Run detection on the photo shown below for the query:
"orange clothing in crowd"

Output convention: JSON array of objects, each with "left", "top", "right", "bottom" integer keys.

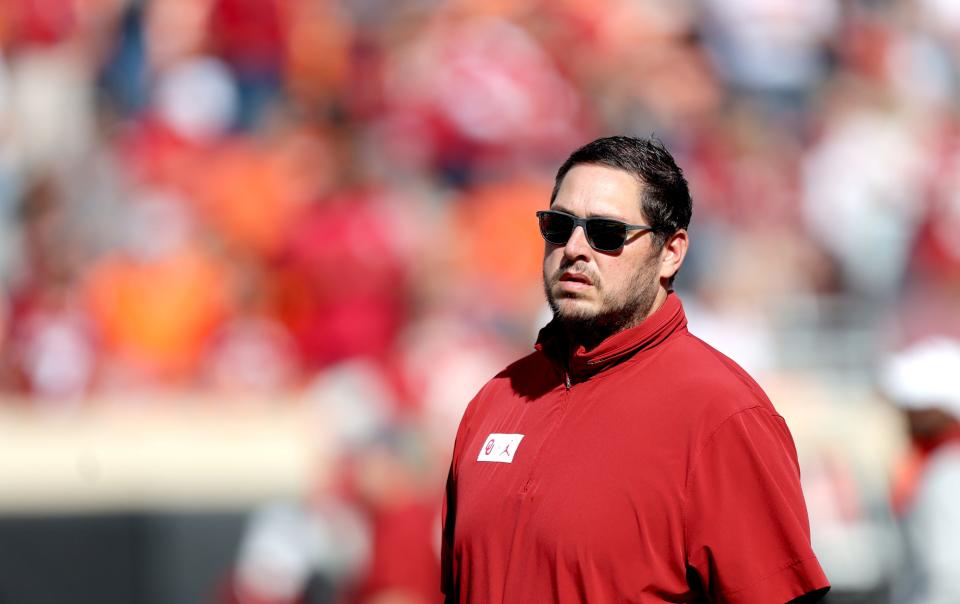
[
  {"left": 453, "top": 178, "right": 549, "bottom": 299},
  {"left": 84, "top": 247, "right": 230, "bottom": 379}
]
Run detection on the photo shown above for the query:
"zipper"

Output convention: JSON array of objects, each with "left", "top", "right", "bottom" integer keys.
[{"left": 520, "top": 372, "right": 571, "bottom": 495}]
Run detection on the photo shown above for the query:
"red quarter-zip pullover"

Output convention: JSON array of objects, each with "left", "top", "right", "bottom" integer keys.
[{"left": 441, "top": 292, "right": 829, "bottom": 603}]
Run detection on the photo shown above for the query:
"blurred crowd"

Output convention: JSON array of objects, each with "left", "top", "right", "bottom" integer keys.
[{"left": 1, "top": 0, "right": 960, "bottom": 602}]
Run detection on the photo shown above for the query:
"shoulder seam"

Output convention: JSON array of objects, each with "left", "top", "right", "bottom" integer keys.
[
  {"left": 680, "top": 403, "right": 776, "bottom": 560},
  {"left": 683, "top": 404, "right": 769, "bottom": 491}
]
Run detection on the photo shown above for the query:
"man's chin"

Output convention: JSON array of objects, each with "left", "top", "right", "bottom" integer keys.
[{"left": 551, "top": 298, "right": 599, "bottom": 323}]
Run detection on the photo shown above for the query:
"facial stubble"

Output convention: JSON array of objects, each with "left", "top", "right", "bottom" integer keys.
[{"left": 543, "top": 251, "right": 661, "bottom": 351}]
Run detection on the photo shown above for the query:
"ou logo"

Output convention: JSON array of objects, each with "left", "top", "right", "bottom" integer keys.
[{"left": 485, "top": 439, "right": 495, "bottom": 455}]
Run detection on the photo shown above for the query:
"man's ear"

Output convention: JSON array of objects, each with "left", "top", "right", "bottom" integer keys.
[{"left": 659, "top": 229, "right": 688, "bottom": 281}]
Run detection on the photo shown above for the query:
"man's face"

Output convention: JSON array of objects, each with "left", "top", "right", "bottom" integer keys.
[{"left": 543, "top": 164, "right": 662, "bottom": 341}]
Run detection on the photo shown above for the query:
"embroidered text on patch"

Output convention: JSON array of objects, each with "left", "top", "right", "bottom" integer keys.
[{"left": 477, "top": 433, "right": 525, "bottom": 463}]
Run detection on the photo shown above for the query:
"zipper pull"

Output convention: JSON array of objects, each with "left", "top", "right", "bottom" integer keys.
[{"left": 564, "top": 372, "right": 571, "bottom": 390}]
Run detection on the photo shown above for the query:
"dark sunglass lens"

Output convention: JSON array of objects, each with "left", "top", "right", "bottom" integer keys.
[
  {"left": 586, "top": 219, "right": 627, "bottom": 251},
  {"left": 539, "top": 212, "right": 574, "bottom": 245}
]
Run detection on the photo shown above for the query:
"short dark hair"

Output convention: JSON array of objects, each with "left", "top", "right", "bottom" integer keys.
[{"left": 550, "top": 136, "right": 692, "bottom": 249}]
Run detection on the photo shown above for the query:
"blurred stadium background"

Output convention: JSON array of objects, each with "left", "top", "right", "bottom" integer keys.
[{"left": 0, "top": 0, "right": 958, "bottom": 602}]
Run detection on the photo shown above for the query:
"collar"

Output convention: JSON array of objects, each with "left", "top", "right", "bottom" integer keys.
[{"left": 535, "top": 290, "right": 688, "bottom": 381}]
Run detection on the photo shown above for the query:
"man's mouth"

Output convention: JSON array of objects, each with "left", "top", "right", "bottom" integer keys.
[{"left": 559, "top": 272, "right": 593, "bottom": 286}]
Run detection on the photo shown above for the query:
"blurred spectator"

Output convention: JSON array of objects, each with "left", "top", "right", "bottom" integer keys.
[
  {"left": 700, "top": 0, "right": 838, "bottom": 107},
  {"left": 450, "top": 177, "right": 548, "bottom": 316},
  {"left": 207, "top": 0, "right": 286, "bottom": 130},
  {"left": 883, "top": 338, "right": 960, "bottom": 604},
  {"left": 6, "top": 176, "right": 97, "bottom": 402},
  {"left": 763, "top": 373, "right": 902, "bottom": 604},
  {"left": 224, "top": 498, "right": 369, "bottom": 604},
  {"left": 83, "top": 191, "right": 229, "bottom": 388},
  {"left": 380, "top": 13, "right": 586, "bottom": 183},
  {"left": 801, "top": 95, "right": 929, "bottom": 299},
  {"left": 5, "top": 36, "right": 95, "bottom": 171},
  {"left": 344, "top": 425, "right": 442, "bottom": 604},
  {"left": 274, "top": 189, "right": 411, "bottom": 371}
]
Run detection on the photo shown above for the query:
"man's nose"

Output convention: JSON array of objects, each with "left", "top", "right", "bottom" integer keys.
[{"left": 563, "top": 225, "right": 591, "bottom": 260}]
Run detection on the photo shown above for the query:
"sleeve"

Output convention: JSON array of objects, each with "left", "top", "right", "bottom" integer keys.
[
  {"left": 440, "top": 387, "right": 483, "bottom": 603},
  {"left": 684, "top": 406, "right": 830, "bottom": 604},
  {"left": 441, "top": 459, "right": 457, "bottom": 603}
]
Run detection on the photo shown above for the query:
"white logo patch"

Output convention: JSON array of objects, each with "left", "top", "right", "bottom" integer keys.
[{"left": 477, "top": 433, "right": 525, "bottom": 463}]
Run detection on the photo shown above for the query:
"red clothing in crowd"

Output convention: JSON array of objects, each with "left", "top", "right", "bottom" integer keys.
[{"left": 442, "top": 292, "right": 829, "bottom": 603}]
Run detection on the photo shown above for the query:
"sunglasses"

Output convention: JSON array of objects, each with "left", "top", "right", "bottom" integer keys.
[{"left": 536, "top": 210, "right": 654, "bottom": 252}]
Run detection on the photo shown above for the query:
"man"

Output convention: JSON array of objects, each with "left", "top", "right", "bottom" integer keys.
[{"left": 441, "top": 136, "right": 830, "bottom": 603}]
